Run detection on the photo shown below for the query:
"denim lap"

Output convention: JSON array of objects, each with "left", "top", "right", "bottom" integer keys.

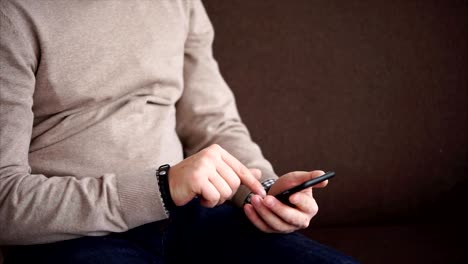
[
  {"left": 5, "top": 200, "right": 359, "bottom": 264},
  {"left": 167, "top": 200, "right": 359, "bottom": 264}
]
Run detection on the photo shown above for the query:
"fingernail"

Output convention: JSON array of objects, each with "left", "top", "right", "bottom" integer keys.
[
  {"left": 259, "top": 188, "right": 267, "bottom": 197},
  {"left": 251, "top": 195, "right": 260, "bottom": 206},
  {"left": 265, "top": 196, "right": 274, "bottom": 207}
]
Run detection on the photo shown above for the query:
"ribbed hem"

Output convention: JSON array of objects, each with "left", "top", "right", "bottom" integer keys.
[
  {"left": 232, "top": 169, "right": 278, "bottom": 207},
  {"left": 116, "top": 167, "right": 168, "bottom": 228}
]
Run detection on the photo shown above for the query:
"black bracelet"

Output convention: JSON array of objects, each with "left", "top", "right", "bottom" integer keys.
[{"left": 156, "top": 164, "right": 176, "bottom": 214}]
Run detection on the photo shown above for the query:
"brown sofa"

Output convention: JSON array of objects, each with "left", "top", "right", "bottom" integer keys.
[
  {"left": 203, "top": 1, "right": 467, "bottom": 263},
  {"left": 1, "top": 1, "right": 465, "bottom": 263}
]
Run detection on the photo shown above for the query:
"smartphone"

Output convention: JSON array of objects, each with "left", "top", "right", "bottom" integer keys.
[{"left": 275, "top": 171, "right": 335, "bottom": 207}]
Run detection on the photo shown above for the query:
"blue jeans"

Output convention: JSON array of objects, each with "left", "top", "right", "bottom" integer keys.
[{"left": 4, "top": 200, "right": 359, "bottom": 264}]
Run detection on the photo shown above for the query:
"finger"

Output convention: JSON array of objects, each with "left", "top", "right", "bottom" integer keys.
[
  {"left": 215, "top": 160, "right": 241, "bottom": 192},
  {"left": 208, "top": 172, "right": 233, "bottom": 200},
  {"left": 263, "top": 195, "right": 312, "bottom": 229},
  {"left": 313, "top": 179, "right": 328, "bottom": 188},
  {"left": 199, "top": 180, "right": 221, "bottom": 208},
  {"left": 219, "top": 148, "right": 265, "bottom": 196},
  {"left": 287, "top": 170, "right": 328, "bottom": 190},
  {"left": 310, "top": 170, "right": 328, "bottom": 188},
  {"left": 243, "top": 204, "right": 275, "bottom": 233},
  {"left": 249, "top": 168, "right": 262, "bottom": 180},
  {"left": 250, "top": 195, "right": 296, "bottom": 233},
  {"left": 289, "top": 191, "right": 318, "bottom": 216}
]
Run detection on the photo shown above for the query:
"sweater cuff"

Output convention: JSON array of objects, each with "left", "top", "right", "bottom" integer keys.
[{"left": 116, "top": 167, "right": 168, "bottom": 229}]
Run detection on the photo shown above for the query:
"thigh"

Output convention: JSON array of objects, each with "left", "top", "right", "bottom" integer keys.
[
  {"left": 4, "top": 235, "right": 163, "bottom": 264},
  {"left": 167, "top": 200, "right": 359, "bottom": 264},
  {"left": 235, "top": 231, "right": 360, "bottom": 264}
]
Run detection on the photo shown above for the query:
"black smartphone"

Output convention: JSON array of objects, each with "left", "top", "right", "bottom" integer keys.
[{"left": 274, "top": 171, "right": 335, "bottom": 207}]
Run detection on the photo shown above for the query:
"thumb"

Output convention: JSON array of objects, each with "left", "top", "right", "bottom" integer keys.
[
  {"left": 288, "top": 170, "right": 328, "bottom": 189},
  {"left": 249, "top": 168, "right": 262, "bottom": 180},
  {"left": 306, "top": 170, "right": 328, "bottom": 188}
]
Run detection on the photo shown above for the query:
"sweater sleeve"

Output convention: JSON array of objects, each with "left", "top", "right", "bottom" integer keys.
[
  {"left": 176, "top": 1, "right": 279, "bottom": 207},
  {"left": 0, "top": 7, "right": 165, "bottom": 246}
]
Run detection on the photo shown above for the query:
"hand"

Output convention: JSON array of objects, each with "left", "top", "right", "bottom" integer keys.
[
  {"left": 243, "top": 170, "right": 327, "bottom": 233},
  {"left": 169, "top": 144, "right": 266, "bottom": 208}
]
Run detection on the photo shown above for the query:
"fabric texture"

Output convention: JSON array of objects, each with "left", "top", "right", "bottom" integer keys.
[
  {"left": 0, "top": 0, "right": 277, "bottom": 245},
  {"left": 3, "top": 200, "right": 360, "bottom": 264}
]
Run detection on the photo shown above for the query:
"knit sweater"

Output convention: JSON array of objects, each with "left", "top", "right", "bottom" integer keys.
[{"left": 0, "top": 0, "right": 277, "bottom": 245}]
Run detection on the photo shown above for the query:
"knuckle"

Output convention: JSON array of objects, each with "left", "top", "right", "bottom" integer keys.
[
  {"left": 308, "top": 198, "right": 319, "bottom": 214},
  {"left": 210, "top": 143, "right": 222, "bottom": 150},
  {"left": 195, "top": 155, "right": 210, "bottom": 168},
  {"left": 238, "top": 166, "right": 252, "bottom": 181},
  {"left": 291, "top": 216, "right": 303, "bottom": 227},
  {"left": 218, "top": 189, "right": 228, "bottom": 199},
  {"left": 201, "top": 150, "right": 215, "bottom": 161},
  {"left": 212, "top": 190, "right": 221, "bottom": 200},
  {"left": 231, "top": 176, "right": 241, "bottom": 188},
  {"left": 202, "top": 157, "right": 213, "bottom": 168},
  {"left": 312, "top": 203, "right": 319, "bottom": 215},
  {"left": 230, "top": 186, "right": 239, "bottom": 196},
  {"left": 273, "top": 223, "right": 287, "bottom": 233},
  {"left": 190, "top": 170, "right": 204, "bottom": 184},
  {"left": 298, "top": 215, "right": 311, "bottom": 229},
  {"left": 223, "top": 188, "right": 233, "bottom": 199},
  {"left": 207, "top": 144, "right": 222, "bottom": 155},
  {"left": 239, "top": 165, "right": 249, "bottom": 176},
  {"left": 205, "top": 148, "right": 216, "bottom": 157},
  {"left": 288, "top": 212, "right": 309, "bottom": 229},
  {"left": 206, "top": 197, "right": 220, "bottom": 208}
]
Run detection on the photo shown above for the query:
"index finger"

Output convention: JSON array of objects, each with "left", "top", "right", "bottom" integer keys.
[{"left": 219, "top": 148, "right": 266, "bottom": 196}]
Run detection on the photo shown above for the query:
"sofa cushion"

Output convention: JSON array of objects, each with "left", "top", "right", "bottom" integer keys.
[{"left": 301, "top": 223, "right": 466, "bottom": 263}]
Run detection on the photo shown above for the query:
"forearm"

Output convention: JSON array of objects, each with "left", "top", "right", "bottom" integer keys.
[
  {"left": 176, "top": 0, "right": 278, "bottom": 207},
  {"left": 0, "top": 165, "right": 169, "bottom": 245}
]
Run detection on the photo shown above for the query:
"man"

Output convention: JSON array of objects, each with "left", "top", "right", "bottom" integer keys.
[{"left": 0, "top": 1, "right": 358, "bottom": 263}]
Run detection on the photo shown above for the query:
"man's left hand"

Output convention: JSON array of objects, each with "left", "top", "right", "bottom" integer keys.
[{"left": 243, "top": 170, "right": 328, "bottom": 233}]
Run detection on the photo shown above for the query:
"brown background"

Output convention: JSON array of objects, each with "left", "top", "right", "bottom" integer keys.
[{"left": 204, "top": 1, "right": 467, "bottom": 263}]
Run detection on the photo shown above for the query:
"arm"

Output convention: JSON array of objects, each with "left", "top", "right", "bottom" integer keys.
[
  {"left": 176, "top": 1, "right": 326, "bottom": 234},
  {"left": 176, "top": 0, "right": 278, "bottom": 207},
  {"left": 0, "top": 7, "right": 164, "bottom": 246}
]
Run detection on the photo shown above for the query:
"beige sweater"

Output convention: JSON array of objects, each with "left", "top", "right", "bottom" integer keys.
[{"left": 0, "top": 0, "right": 277, "bottom": 245}]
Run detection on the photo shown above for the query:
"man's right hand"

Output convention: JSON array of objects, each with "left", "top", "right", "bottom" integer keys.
[{"left": 168, "top": 144, "right": 266, "bottom": 208}]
